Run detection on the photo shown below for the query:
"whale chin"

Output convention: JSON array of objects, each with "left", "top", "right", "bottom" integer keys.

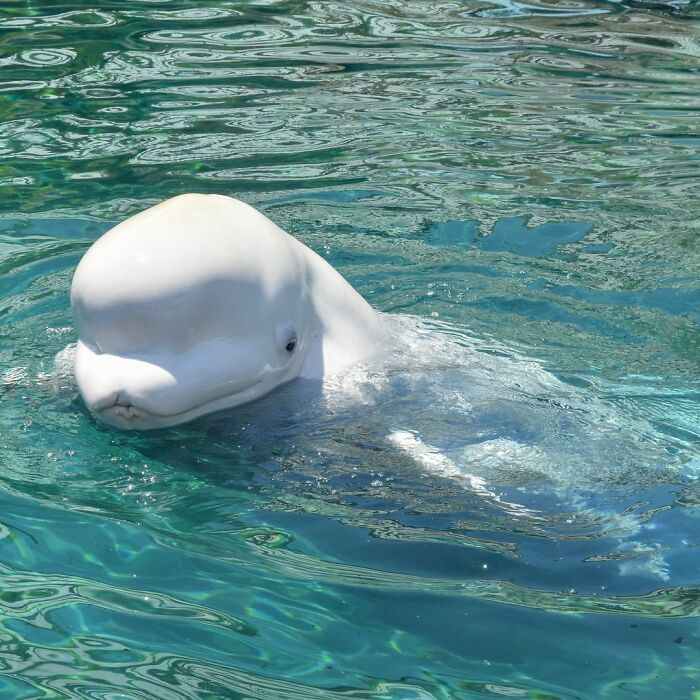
[
  {"left": 95, "top": 403, "right": 204, "bottom": 431},
  {"left": 73, "top": 339, "right": 288, "bottom": 430},
  {"left": 95, "top": 404, "right": 167, "bottom": 431},
  {"left": 92, "top": 380, "right": 266, "bottom": 431}
]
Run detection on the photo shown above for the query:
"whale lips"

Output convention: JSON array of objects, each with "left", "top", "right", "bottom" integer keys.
[
  {"left": 87, "top": 376, "right": 265, "bottom": 429},
  {"left": 88, "top": 390, "right": 141, "bottom": 425},
  {"left": 104, "top": 403, "right": 141, "bottom": 423}
]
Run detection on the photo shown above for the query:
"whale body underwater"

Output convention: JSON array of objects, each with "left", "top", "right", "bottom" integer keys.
[{"left": 71, "top": 193, "right": 383, "bottom": 430}]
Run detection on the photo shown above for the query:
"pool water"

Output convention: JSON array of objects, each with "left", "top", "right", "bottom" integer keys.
[{"left": 0, "top": 0, "right": 699, "bottom": 697}]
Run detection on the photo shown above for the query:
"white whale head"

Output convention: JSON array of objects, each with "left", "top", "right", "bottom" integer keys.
[{"left": 71, "top": 193, "right": 382, "bottom": 430}]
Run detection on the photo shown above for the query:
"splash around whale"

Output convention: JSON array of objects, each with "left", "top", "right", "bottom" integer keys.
[{"left": 71, "top": 193, "right": 384, "bottom": 430}]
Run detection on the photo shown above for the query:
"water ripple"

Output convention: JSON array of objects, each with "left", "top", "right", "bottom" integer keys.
[
  {"left": 0, "top": 0, "right": 697, "bottom": 697},
  {"left": 0, "top": 565, "right": 256, "bottom": 636}
]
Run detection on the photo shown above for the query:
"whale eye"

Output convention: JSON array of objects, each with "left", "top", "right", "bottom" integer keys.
[{"left": 277, "top": 323, "right": 297, "bottom": 355}]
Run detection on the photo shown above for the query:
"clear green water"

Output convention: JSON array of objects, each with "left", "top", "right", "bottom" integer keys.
[{"left": 1, "top": 0, "right": 699, "bottom": 697}]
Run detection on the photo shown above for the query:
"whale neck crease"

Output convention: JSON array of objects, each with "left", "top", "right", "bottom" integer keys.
[{"left": 298, "top": 240, "right": 382, "bottom": 379}]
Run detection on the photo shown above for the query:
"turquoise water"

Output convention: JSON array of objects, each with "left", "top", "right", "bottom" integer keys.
[{"left": 1, "top": 0, "right": 699, "bottom": 697}]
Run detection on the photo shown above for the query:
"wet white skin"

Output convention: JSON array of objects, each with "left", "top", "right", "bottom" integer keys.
[{"left": 71, "top": 194, "right": 383, "bottom": 430}]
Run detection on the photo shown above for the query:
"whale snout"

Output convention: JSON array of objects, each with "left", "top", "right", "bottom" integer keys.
[
  {"left": 100, "top": 403, "right": 144, "bottom": 428},
  {"left": 74, "top": 338, "right": 274, "bottom": 430},
  {"left": 90, "top": 390, "right": 138, "bottom": 413},
  {"left": 74, "top": 343, "right": 178, "bottom": 428},
  {"left": 87, "top": 390, "right": 148, "bottom": 428}
]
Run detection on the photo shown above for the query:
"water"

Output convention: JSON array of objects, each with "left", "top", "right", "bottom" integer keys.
[{"left": 1, "top": 0, "right": 699, "bottom": 697}]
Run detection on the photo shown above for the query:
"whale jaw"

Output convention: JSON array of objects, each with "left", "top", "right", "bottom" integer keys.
[
  {"left": 74, "top": 339, "right": 290, "bottom": 430},
  {"left": 90, "top": 379, "right": 269, "bottom": 430}
]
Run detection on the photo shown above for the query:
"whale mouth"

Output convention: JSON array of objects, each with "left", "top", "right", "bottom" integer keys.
[
  {"left": 99, "top": 403, "right": 144, "bottom": 427},
  {"left": 104, "top": 393, "right": 142, "bottom": 421},
  {"left": 74, "top": 340, "right": 278, "bottom": 430},
  {"left": 93, "top": 379, "right": 264, "bottom": 430}
]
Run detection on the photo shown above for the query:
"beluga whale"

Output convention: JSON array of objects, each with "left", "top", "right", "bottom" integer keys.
[{"left": 71, "top": 193, "right": 383, "bottom": 430}]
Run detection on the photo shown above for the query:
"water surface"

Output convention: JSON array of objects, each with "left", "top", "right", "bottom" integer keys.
[{"left": 0, "top": 0, "right": 699, "bottom": 698}]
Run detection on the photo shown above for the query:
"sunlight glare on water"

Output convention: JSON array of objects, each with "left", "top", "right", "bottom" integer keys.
[{"left": 0, "top": 0, "right": 699, "bottom": 698}]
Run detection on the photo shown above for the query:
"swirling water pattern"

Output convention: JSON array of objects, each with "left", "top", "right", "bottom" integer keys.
[{"left": 0, "top": 0, "right": 699, "bottom": 697}]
